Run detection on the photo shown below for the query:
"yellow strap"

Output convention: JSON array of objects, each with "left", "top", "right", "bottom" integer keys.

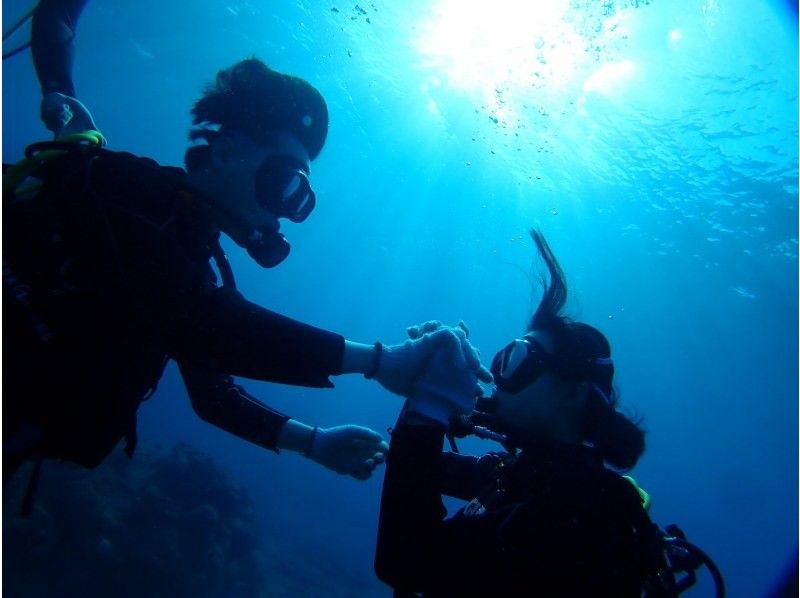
[
  {"left": 57, "top": 130, "right": 107, "bottom": 147},
  {"left": 623, "top": 475, "right": 651, "bottom": 512},
  {"left": 3, "top": 132, "right": 105, "bottom": 196},
  {"left": 4, "top": 150, "right": 64, "bottom": 195}
]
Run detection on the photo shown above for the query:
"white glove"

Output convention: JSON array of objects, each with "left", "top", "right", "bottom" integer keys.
[
  {"left": 307, "top": 425, "right": 389, "bottom": 481},
  {"left": 406, "top": 346, "right": 479, "bottom": 427},
  {"left": 374, "top": 323, "right": 492, "bottom": 398},
  {"left": 41, "top": 92, "right": 104, "bottom": 141}
]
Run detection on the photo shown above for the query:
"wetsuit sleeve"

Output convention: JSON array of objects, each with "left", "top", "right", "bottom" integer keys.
[
  {"left": 178, "top": 360, "right": 290, "bottom": 452},
  {"left": 375, "top": 419, "right": 448, "bottom": 593},
  {"left": 375, "top": 418, "right": 502, "bottom": 594},
  {"left": 172, "top": 287, "right": 345, "bottom": 388},
  {"left": 31, "top": 0, "right": 89, "bottom": 96},
  {"left": 439, "top": 451, "right": 499, "bottom": 500}
]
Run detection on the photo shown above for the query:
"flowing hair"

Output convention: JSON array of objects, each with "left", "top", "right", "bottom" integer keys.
[{"left": 526, "top": 229, "right": 645, "bottom": 470}]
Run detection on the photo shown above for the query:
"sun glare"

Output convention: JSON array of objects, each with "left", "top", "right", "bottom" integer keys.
[
  {"left": 582, "top": 60, "right": 635, "bottom": 95},
  {"left": 412, "top": 0, "right": 642, "bottom": 130},
  {"left": 414, "top": 0, "right": 584, "bottom": 93}
]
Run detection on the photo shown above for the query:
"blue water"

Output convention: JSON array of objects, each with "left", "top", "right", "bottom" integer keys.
[{"left": 3, "top": 1, "right": 797, "bottom": 596}]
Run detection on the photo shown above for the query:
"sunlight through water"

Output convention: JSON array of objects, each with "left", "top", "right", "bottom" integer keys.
[{"left": 412, "top": 0, "right": 642, "bottom": 124}]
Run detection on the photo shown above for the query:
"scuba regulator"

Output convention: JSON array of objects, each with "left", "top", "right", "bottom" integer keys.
[{"left": 243, "top": 226, "right": 291, "bottom": 268}]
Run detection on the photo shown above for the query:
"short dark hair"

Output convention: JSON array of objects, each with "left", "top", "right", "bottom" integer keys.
[
  {"left": 527, "top": 229, "right": 645, "bottom": 470},
  {"left": 185, "top": 58, "right": 328, "bottom": 171}
]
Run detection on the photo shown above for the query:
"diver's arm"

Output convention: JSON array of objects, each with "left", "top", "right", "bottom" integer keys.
[
  {"left": 175, "top": 289, "right": 479, "bottom": 392},
  {"left": 439, "top": 451, "right": 500, "bottom": 500},
  {"left": 179, "top": 361, "right": 388, "bottom": 479},
  {"left": 179, "top": 360, "right": 355, "bottom": 456},
  {"left": 179, "top": 360, "right": 365, "bottom": 457},
  {"left": 31, "top": 0, "right": 89, "bottom": 96},
  {"left": 376, "top": 413, "right": 488, "bottom": 594},
  {"left": 173, "top": 287, "right": 346, "bottom": 388},
  {"left": 31, "top": 0, "right": 100, "bottom": 137},
  {"left": 179, "top": 360, "right": 291, "bottom": 452}
]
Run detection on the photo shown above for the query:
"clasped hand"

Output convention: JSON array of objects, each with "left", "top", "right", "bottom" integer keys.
[
  {"left": 309, "top": 322, "right": 490, "bottom": 479},
  {"left": 393, "top": 321, "right": 492, "bottom": 428}
]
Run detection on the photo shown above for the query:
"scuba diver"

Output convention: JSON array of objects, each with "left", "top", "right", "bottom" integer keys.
[
  {"left": 375, "top": 230, "right": 725, "bottom": 597},
  {"left": 3, "top": 0, "right": 490, "bottom": 496}
]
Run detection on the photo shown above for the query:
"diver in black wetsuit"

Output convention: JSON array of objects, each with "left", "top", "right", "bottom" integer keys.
[
  {"left": 375, "top": 230, "right": 725, "bottom": 597},
  {"left": 3, "top": 0, "right": 490, "bottom": 486}
]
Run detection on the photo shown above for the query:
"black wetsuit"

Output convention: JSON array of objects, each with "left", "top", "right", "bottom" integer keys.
[
  {"left": 375, "top": 419, "right": 657, "bottom": 597},
  {"left": 4, "top": 147, "right": 344, "bottom": 476},
  {"left": 4, "top": 0, "right": 345, "bottom": 477}
]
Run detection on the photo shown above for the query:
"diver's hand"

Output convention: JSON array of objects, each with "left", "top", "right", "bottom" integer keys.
[
  {"left": 374, "top": 323, "right": 491, "bottom": 397},
  {"left": 40, "top": 92, "right": 104, "bottom": 142},
  {"left": 307, "top": 425, "right": 389, "bottom": 481},
  {"left": 405, "top": 347, "right": 479, "bottom": 428},
  {"left": 406, "top": 320, "right": 492, "bottom": 385}
]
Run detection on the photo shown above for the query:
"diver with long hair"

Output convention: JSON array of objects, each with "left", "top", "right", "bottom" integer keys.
[{"left": 375, "top": 230, "right": 724, "bottom": 597}]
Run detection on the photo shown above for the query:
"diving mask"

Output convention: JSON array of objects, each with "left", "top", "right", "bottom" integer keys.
[
  {"left": 490, "top": 336, "right": 555, "bottom": 394},
  {"left": 254, "top": 155, "right": 316, "bottom": 223}
]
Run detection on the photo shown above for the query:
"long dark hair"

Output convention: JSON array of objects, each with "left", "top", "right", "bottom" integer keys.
[{"left": 528, "top": 229, "right": 645, "bottom": 470}]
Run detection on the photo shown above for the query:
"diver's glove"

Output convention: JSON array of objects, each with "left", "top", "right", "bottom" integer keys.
[
  {"left": 40, "top": 91, "right": 105, "bottom": 142},
  {"left": 405, "top": 347, "right": 480, "bottom": 428},
  {"left": 306, "top": 425, "right": 389, "bottom": 481},
  {"left": 373, "top": 323, "right": 492, "bottom": 398}
]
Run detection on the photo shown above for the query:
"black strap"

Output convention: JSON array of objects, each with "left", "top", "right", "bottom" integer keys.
[
  {"left": 210, "top": 238, "right": 236, "bottom": 289},
  {"left": 24, "top": 138, "right": 102, "bottom": 159}
]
